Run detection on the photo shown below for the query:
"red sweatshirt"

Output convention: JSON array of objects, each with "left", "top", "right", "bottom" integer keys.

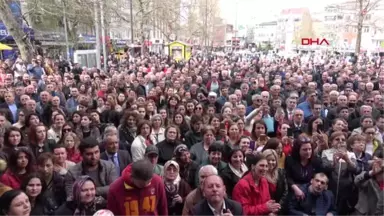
[{"left": 107, "top": 164, "right": 168, "bottom": 216}]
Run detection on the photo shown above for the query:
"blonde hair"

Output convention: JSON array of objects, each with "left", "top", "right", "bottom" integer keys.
[{"left": 262, "top": 149, "right": 279, "bottom": 183}]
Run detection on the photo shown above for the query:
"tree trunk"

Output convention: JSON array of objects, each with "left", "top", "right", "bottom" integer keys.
[
  {"left": 0, "top": 0, "right": 34, "bottom": 62},
  {"left": 355, "top": 0, "right": 364, "bottom": 55}
]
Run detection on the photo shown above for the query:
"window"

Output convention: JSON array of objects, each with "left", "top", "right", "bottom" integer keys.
[{"left": 363, "top": 26, "right": 369, "bottom": 33}]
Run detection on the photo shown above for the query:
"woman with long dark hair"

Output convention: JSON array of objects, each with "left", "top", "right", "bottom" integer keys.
[
  {"left": 285, "top": 134, "right": 327, "bottom": 200},
  {"left": 28, "top": 123, "right": 56, "bottom": 159},
  {"left": 21, "top": 113, "right": 40, "bottom": 141},
  {"left": 0, "top": 148, "right": 34, "bottom": 189},
  {"left": 0, "top": 127, "right": 24, "bottom": 162},
  {"left": 75, "top": 113, "right": 101, "bottom": 142},
  {"left": 20, "top": 173, "right": 58, "bottom": 215},
  {"left": 36, "top": 153, "right": 66, "bottom": 206}
]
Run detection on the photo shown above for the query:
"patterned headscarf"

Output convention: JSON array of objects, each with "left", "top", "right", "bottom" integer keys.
[
  {"left": 163, "top": 160, "right": 181, "bottom": 195},
  {"left": 72, "top": 176, "right": 97, "bottom": 216}
]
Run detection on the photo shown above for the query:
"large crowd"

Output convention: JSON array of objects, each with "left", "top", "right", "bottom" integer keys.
[{"left": 0, "top": 51, "right": 383, "bottom": 216}]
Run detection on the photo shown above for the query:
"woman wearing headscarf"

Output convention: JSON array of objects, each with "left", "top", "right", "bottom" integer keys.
[
  {"left": 54, "top": 176, "right": 106, "bottom": 216},
  {"left": 163, "top": 160, "right": 191, "bottom": 215},
  {"left": 173, "top": 144, "right": 199, "bottom": 189}
]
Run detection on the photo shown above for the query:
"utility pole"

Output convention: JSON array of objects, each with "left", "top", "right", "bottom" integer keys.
[
  {"left": 63, "top": 0, "right": 70, "bottom": 61},
  {"left": 100, "top": 0, "right": 107, "bottom": 72},
  {"left": 130, "top": 0, "right": 134, "bottom": 43},
  {"left": 94, "top": 0, "right": 101, "bottom": 69}
]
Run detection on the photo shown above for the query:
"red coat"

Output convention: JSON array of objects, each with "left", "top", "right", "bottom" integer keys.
[
  {"left": 0, "top": 170, "right": 22, "bottom": 189},
  {"left": 232, "top": 173, "right": 272, "bottom": 216},
  {"left": 67, "top": 148, "right": 82, "bottom": 163}
]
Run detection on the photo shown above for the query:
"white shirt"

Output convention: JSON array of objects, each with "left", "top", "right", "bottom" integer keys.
[{"left": 208, "top": 201, "right": 226, "bottom": 216}]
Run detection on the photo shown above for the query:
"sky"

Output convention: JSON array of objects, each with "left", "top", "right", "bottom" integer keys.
[{"left": 220, "top": 0, "right": 345, "bottom": 26}]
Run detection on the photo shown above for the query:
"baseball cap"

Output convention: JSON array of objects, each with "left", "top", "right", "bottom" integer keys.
[{"left": 145, "top": 145, "right": 159, "bottom": 156}]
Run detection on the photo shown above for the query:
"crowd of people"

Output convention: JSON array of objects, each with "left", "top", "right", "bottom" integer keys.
[{"left": 0, "top": 51, "right": 383, "bottom": 216}]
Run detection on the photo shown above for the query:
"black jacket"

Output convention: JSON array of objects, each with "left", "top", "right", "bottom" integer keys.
[
  {"left": 191, "top": 198, "right": 243, "bottom": 216},
  {"left": 270, "top": 168, "right": 288, "bottom": 212},
  {"left": 220, "top": 165, "right": 242, "bottom": 198},
  {"left": 156, "top": 139, "right": 182, "bottom": 165}
]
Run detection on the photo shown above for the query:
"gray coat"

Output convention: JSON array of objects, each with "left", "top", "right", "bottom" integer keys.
[
  {"left": 64, "top": 159, "right": 118, "bottom": 201},
  {"left": 190, "top": 142, "right": 208, "bottom": 165},
  {"left": 354, "top": 171, "right": 384, "bottom": 215}
]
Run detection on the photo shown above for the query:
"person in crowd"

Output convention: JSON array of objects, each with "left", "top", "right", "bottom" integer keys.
[
  {"left": 100, "top": 134, "right": 132, "bottom": 176},
  {"left": 163, "top": 160, "right": 191, "bottom": 215},
  {"left": 55, "top": 176, "right": 106, "bottom": 215},
  {"left": 0, "top": 190, "right": 31, "bottom": 216},
  {"left": 262, "top": 138, "right": 285, "bottom": 168},
  {"left": 107, "top": 159, "right": 168, "bottom": 216},
  {"left": 262, "top": 149, "right": 288, "bottom": 213},
  {"left": 285, "top": 134, "right": 327, "bottom": 201},
  {"left": 12, "top": 109, "right": 26, "bottom": 129},
  {"left": 51, "top": 144, "right": 76, "bottom": 176},
  {"left": 20, "top": 173, "right": 58, "bottom": 215},
  {"left": 47, "top": 113, "right": 66, "bottom": 142},
  {"left": 28, "top": 123, "right": 56, "bottom": 159},
  {"left": 64, "top": 137, "right": 118, "bottom": 200},
  {"left": 60, "top": 132, "right": 82, "bottom": 163},
  {"left": 173, "top": 144, "right": 199, "bottom": 188},
  {"left": 288, "top": 173, "right": 337, "bottom": 216},
  {"left": 190, "top": 125, "right": 216, "bottom": 165},
  {"left": 191, "top": 175, "right": 243, "bottom": 216},
  {"left": 197, "top": 142, "right": 227, "bottom": 180},
  {"left": 347, "top": 134, "right": 372, "bottom": 173},
  {"left": 182, "top": 165, "right": 218, "bottom": 216},
  {"left": 75, "top": 113, "right": 101, "bottom": 142},
  {"left": 362, "top": 125, "right": 383, "bottom": 155},
  {"left": 21, "top": 112, "right": 40, "bottom": 140},
  {"left": 143, "top": 145, "right": 164, "bottom": 176},
  {"left": 220, "top": 148, "right": 248, "bottom": 198},
  {"left": 131, "top": 120, "right": 157, "bottom": 162},
  {"left": 0, "top": 159, "right": 11, "bottom": 196},
  {"left": 36, "top": 152, "right": 66, "bottom": 206},
  {"left": 157, "top": 125, "right": 182, "bottom": 165},
  {"left": 151, "top": 114, "right": 166, "bottom": 144},
  {"left": 353, "top": 156, "right": 384, "bottom": 215},
  {"left": 0, "top": 127, "right": 24, "bottom": 162},
  {"left": 321, "top": 131, "right": 358, "bottom": 214},
  {"left": 233, "top": 154, "right": 281, "bottom": 216},
  {"left": 0, "top": 148, "right": 34, "bottom": 189},
  {"left": 118, "top": 111, "right": 138, "bottom": 152},
  {"left": 184, "top": 115, "right": 203, "bottom": 148}
]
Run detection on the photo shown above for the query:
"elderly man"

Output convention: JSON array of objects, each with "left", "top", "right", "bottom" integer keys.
[
  {"left": 191, "top": 175, "right": 243, "bottom": 216},
  {"left": 182, "top": 165, "right": 218, "bottom": 216},
  {"left": 100, "top": 134, "right": 132, "bottom": 176}
]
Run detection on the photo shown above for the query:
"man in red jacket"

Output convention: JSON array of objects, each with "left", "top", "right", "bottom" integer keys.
[{"left": 107, "top": 159, "right": 168, "bottom": 216}]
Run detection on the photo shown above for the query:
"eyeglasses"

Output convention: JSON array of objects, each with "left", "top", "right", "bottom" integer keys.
[{"left": 365, "top": 132, "right": 375, "bottom": 135}]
